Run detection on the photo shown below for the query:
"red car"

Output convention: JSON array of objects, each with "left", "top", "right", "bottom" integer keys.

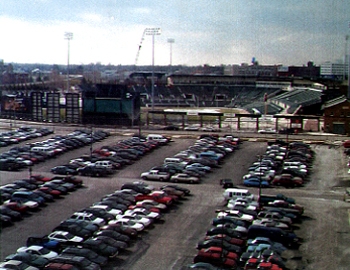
[
  {"left": 193, "top": 253, "right": 237, "bottom": 269},
  {"left": 31, "top": 174, "right": 51, "bottom": 182},
  {"left": 198, "top": 246, "right": 239, "bottom": 261},
  {"left": 257, "top": 261, "right": 282, "bottom": 270},
  {"left": 134, "top": 192, "right": 173, "bottom": 206},
  {"left": 271, "top": 174, "right": 303, "bottom": 187},
  {"left": 4, "top": 201, "right": 29, "bottom": 213},
  {"left": 38, "top": 186, "right": 62, "bottom": 198}
]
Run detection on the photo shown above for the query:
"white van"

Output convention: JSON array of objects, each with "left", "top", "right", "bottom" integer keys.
[
  {"left": 146, "top": 134, "right": 169, "bottom": 144},
  {"left": 31, "top": 146, "right": 56, "bottom": 157},
  {"left": 223, "top": 188, "right": 255, "bottom": 201},
  {"left": 94, "top": 160, "right": 114, "bottom": 169}
]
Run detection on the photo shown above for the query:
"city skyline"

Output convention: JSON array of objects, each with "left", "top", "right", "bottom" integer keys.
[{"left": 0, "top": 0, "right": 349, "bottom": 67}]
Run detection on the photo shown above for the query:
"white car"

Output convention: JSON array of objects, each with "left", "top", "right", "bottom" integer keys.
[
  {"left": 185, "top": 163, "right": 212, "bottom": 172},
  {"left": 217, "top": 210, "right": 255, "bottom": 223},
  {"left": 70, "top": 212, "right": 106, "bottom": 227},
  {"left": 116, "top": 213, "right": 152, "bottom": 227},
  {"left": 227, "top": 199, "right": 258, "bottom": 211},
  {"left": 283, "top": 166, "right": 308, "bottom": 174},
  {"left": 17, "top": 245, "right": 58, "bottom": 259},
  {"left": 0, "top": 260, "right": 39, "bottom": 270},
  {"left": 124, "top": 208, "right": 160, "bottom": 220},
  {"left": 108, "top": 218, "right": 145, "bottom": 231},
  {"left": 48, "top": 231, "right": 84, "bottom": 243},
  {"left": 216, "top": 223, "right": 248, "bottom": 233},
  {"left": 136, "top": 200, "right": 167, "bottom": 210},
  {"left": 253, "top": 218, "right": 290, "bottom": 229},
  {"left": 90, "top": 204, "right": 123, "bottom": 217}
]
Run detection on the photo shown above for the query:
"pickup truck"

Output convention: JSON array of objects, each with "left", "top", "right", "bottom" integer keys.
[
  {"left": 140, "top": 170, "right": 170, "bottom": 181},
  {"left": 259, "top": 194, "right": 295, "bottom": 205}
]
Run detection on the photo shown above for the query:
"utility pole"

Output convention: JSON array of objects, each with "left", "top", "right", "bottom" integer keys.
[{"left": 145, "top": 28, "right": 161, "bottom": 111}]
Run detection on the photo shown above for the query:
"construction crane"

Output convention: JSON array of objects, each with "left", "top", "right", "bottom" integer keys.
[{"left": 134, "top": 29, "right": 147, "bottom": 66}]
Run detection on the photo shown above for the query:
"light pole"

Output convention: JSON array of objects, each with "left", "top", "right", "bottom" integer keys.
[
  {"left": 167, "top": 38, "right": 175, "bottom": 66},
  {"left": 145, "top": 28, "right": 161, "bottom": 111},
  {"left": 257, "top": 155, "right": 262, "bottom": 209},
  {"left": 64, "top": 32, "right": 73, "bottom": 93}
]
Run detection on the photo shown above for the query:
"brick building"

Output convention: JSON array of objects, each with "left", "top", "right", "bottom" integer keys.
[{"left": 322, "top": 95, "right": 350, "bottom": 134}]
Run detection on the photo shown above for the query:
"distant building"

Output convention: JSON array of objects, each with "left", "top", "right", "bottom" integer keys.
[
  {"left": 320, "top": 61, "right": 348, "bottom": 80},
  {"left": 322, "top": 95, "right": 350, "bottom": 134},
  {"left": 277, "top": 61, "right": 320, "bottom": 79},
  {"left": 224, "top": 63, "right": 279, "bottom": 77}
]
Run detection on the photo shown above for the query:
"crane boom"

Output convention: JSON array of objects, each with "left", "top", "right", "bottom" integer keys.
[{"left": 134, "top": 29, "right": 147, "bottom": 66}]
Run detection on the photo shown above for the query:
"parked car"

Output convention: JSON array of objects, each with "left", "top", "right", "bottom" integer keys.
[
  {"left": 48, "top": 231, "right": 84, "bottom": 244},
  {"left": 243, "top": 177, "right": 270, "bottom": 188},
  {"left": 17, "top": 245, "right": 58, "bottom": 259},
  {"left": 271, "top": 174, "right": 303, "bottom": 187},
  {"left": 0, "top": 259, "right": 40, "bottom": 270},
  {"left": 51, "top": 166, "right": 78, "bottom": 175},
  {"left": 170, "top": 173, "right": 200, "bottom": 184},
  {"left": 4, "top": 252, "right": 49, "bottom": 269},
  {"left": 81, "top": 238, "right": 119, "bottom": 258},
  {"left": 60, "top": 247, "right": 108, "bottom": 267}
]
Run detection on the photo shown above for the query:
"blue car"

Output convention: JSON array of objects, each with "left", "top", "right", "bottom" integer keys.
[{"left": 243, "top": 177, "right": 270, "bottom": 188}]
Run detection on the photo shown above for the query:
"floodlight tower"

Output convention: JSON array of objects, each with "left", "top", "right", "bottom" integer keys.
[
  {"left": 64, "top": 32, "right": 73, "bottom": 92},
  {"left": 167, "top": 38, "right": 175, "bottom": 66},
  {"left": 145, "top": 28, "right": 161, "bottom": 111}
]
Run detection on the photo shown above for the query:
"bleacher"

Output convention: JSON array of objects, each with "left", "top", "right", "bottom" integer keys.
[{"left": 272, "top": 88, "right": 323, "bottom": 114}]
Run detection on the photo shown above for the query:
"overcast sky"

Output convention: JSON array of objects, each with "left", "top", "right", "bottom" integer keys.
[{"left": 0, "top": 0, "right": 349, "bottom": 67}]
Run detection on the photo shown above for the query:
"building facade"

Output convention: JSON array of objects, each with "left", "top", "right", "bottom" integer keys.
[{"left": 322, "top": 95, "right": 350, "bottom": 134}]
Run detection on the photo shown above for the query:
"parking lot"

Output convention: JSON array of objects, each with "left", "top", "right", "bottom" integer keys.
[{"left": 0, "top": 125, "right": 350, "bottom": 269}]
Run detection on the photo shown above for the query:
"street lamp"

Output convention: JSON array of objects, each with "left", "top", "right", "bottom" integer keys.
[
  {"left": 167, "top": 38, "right": 175, "bottom": 66},
  {"left": 64, "top": 32, "right": 73, "bottom": 93},
  {"left": 145, "top": 27, "right": 161, "bottom": 111}
]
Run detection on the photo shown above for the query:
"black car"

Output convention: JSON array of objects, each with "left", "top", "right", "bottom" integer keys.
[
  {"left": 82, "top": 207, "right": 115, "bottom": 222},
  {"left": 219, "top": 178, "right": 236, "bottom": 188},
  {"left": 121, "top": 183, "right": 151, "bottom": 194},
  {"left": 51, "top": 165, "right": 78, "bottom": 175},
  {"left": 60, "top": 219, "right": 99, "bottom": 234},
  {"left": 0, "top": 206, "right": 22, "bottom": 221},
  {"left": 82, "top": 238, "right": 119, "bottom": 258},
  {"left": 53, "top": 224, "right": 94, "bottom": 239},
  {"left": 206, "top": 227, "right": 246, "bottom": 240},
  {"left": 94, "top": 230, "right": 130, "bottom": 244},
  {"left": 77, "top": 165, "right": 109, "bottom": 177},
  {"left": 60, "top": 247, "right": 108, "bottom": 266},
  {"left": 4, "top": 252, "right": 49, "bottom": 269}
]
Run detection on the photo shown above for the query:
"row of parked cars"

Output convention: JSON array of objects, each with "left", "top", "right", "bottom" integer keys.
[
  {"left": 0, "top": 128, "right": 110, "bottom": 171},
  {"left": 183, "top": 140, "right": 314, "bottom": 269},
  {"left": 0, "top": 175, "right": 84, "bottom": 228},
  {"left": 184, "top": 188, "right": 304, "bottom": 270},
  {"left": 140, "top": 134, "right": 240, "bottom": 184},
  {"left": 50, "top": 134, "right": 171, "bottom": 177},
  {"left": 0, "top": 126, "right": 54, "bottom": 147},
  {"left": 0, "top": 181, "right": 191, "bottom": 270},
  {"left": 0, "top": 127, "right": 55, "bottom": 171},
  {"left": 242, "top": 141, "right": 314, "bottom": 188}
]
